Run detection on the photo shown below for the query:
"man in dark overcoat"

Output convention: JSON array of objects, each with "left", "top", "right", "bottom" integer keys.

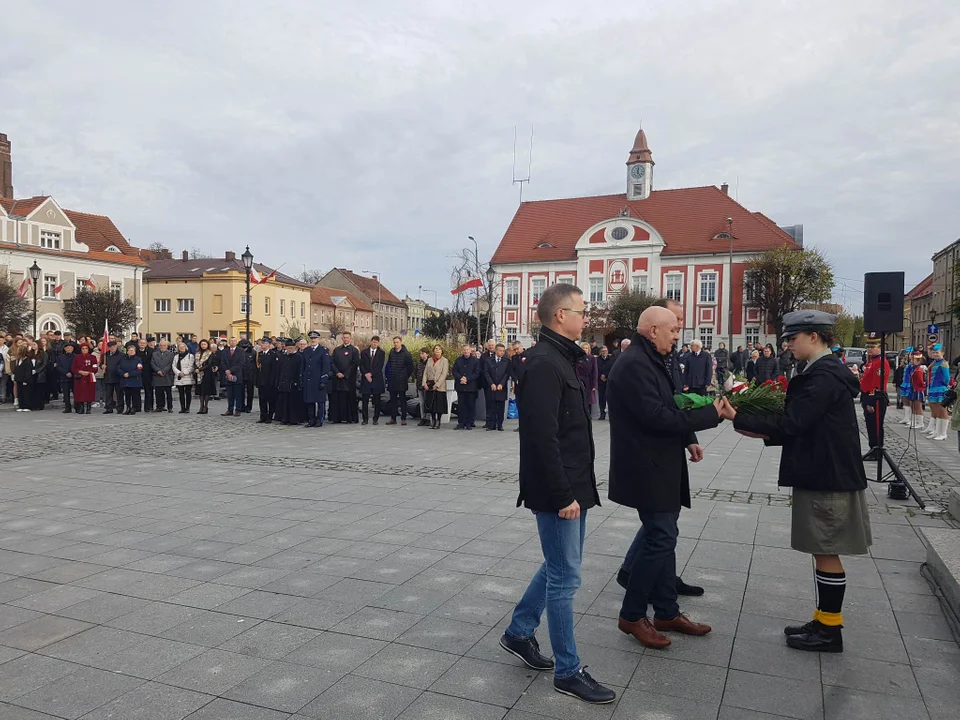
[
  {"left": 682, "top": 340, "right": 713, "bottom": 396},
  {"left": 359, "top": 336, "right": 386, "bottom": 425},
  {"left": 301, "top": 331, "right": 332, "bottom": 427},
  {"left": 220, "top": 337, "right": 247, "bottom": 416},
  {"left": 138, "top": 337, "right": 155, "bottom": 411},
  {"left": 596, "top": 345, "right": 614, "bottom": 420},
  {"left": 482, "top": 342, "right": 510, "bottom": 431},
  {"left": 275, "top": 339, "right": 302, "bottom": 425},
  {"left": 607, "top": 306, "right": 732, "bottom": 650},
  {"left": 329, "top": 331, "right": 360, "bottom": 423},
  {"left": 385, "top": 336, "right": 414, "bottom": 425},
  {"left": 255, "top": 337, "right": 280, "bottom": 423},
  {"left": 453, "top": 344, "right": 481, "bottom": 429}
]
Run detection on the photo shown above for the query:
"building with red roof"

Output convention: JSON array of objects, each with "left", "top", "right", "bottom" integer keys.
[{"left": 489, "top": 128, "right": 801, "bottom": 348}]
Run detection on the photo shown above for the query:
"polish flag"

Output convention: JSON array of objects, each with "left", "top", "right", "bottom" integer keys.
[
  {"left": 451, "top": 277, "right": 483, "bottom": 295},
  {"left": 100, "top": 319, "right": 109, "bottom": 358},
  {"left": 53, "top": 282, "right": 64, "bottom": 296},
  {"left": 249, "top": 267, "right": 263, "bottom": 284},
  {"left": 17, "top": 278, "right": 30, "bottom": 298},
  {"left": 85, "top": 279, "right": 97, "bottom": 290}
]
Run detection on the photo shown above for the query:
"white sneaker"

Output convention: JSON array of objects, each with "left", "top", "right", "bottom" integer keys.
[
  {"left": 13, "top": 400, "right": 18, "bottom": 409},
  {"left": 20, "top": 408, "right": 30, "bottom": 412}
]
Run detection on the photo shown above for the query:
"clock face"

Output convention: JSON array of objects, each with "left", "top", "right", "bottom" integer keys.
[{"left": 630, "top": 164, "right": 645, "bottom": 180}]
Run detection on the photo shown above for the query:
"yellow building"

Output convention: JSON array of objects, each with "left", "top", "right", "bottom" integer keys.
[{"left": 142, "top": 250, "right": 313, "bottom": 341}]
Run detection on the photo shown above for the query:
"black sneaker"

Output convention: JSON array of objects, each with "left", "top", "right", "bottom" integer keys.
[
  {"left": 784, "top": 619, "right": 819, "bottom": 636},
  {"left": 677, "top": 576, "right": 704, "bottom": 597},
  {"left": 499, "top": 633, "right": 554, "bottom": 671},
  {"left": 786, "top": 624, "right": 843, "bottom": 653},
  {"left": 553, "top": 667, "right": 616, "bottom": 704}
]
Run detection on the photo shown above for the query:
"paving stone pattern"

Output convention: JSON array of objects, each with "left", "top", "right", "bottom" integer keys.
[{"left": 0, "top": 404, "right": 957, "bottom": 719}]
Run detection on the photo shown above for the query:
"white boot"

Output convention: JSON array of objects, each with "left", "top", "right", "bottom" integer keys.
[
  {"left": 923, "top": 418, "right": 938, "bottom": 436},
  {"left": 934, "top": 418, "right": 948, "bottom": 441},
  {"left": 912, "top": 413, "right": 924, "bottom": 429},
  {"left": 901, "top": 407, "right": 912, "bottom": 425}
]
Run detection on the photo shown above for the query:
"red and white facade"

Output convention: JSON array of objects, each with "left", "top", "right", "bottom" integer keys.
[{"left": 490, "top": 129, "right": 799, "bottom": 348}]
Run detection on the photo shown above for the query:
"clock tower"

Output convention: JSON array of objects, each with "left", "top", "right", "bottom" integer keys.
[{"left": 626, "top": 127, "right": 654, "bottom": 201}]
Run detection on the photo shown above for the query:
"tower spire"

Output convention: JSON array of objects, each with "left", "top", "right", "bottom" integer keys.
[
  {"left": 626, "top": 126, "right": 654, "bottom": 200},
  {"left": 627, "top": 127, "right": 654, "bottom": 165}
]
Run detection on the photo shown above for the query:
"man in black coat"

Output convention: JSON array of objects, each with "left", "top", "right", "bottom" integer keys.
[
  {"left": 607, "top": 306, "right": 733, "bottom": 650},
  {"left": 482, "top": 343, "right": 510, "bottom": 430},
  {"left": 220, "top": 337, "right": 246, "bottom": 416},
  {"left": 452, "top": 344, "right": 481, "bottom": 429},
  {"left": 731, "top": 345, "right": 745, "bottom": 375},
  {"left": 596, "top": 345, "right": 615, "bottom": 420},
  {"left": 713, "top": 342, "right": 729, "bottom": 386},
  {"left": 682, "top": 340, "right": 713, "bottom": 395},
  {"left": 359, "top": 336, "right": 386, "bottom": 425},
  {"left": 138, "top": 338, "right": 155, "bottom": 411},
  {"left": 385, "top": 336, "right": 414, "bottom": 425},
  {"left": 274, "top": 339, "right": 302, "bottom": 424},
  {"left": 255, "top": 337, "right": 280, "bottom": 423},
  {"left": 329, "top": 332, "right": 360, "bottom": 423},
  {"left": 239, "top": 339, "right": 256, "bottom": 412},
  {"left": 500, "top": 283, "right": 616, "bottom": 704}
]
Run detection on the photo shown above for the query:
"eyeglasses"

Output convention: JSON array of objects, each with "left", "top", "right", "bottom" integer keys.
[{"left": 561, "top": 308, "right": 587, "bottom": 316}]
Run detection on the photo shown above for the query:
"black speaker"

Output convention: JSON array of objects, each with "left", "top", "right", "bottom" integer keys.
[{"left": 863, "top": 272, "right": 905, "bottom": 333}]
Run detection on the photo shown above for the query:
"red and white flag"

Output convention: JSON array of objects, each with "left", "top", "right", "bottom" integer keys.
[
  {"left": 53, "top": 282, "right": 64, "bottom": 296},
  {"left": 100, "top": 319, "right": 109, "bottom": 358},
  {"left": 85, "top": 279, "right": 97, "bottom": 290},
  {"left": 17, "top": 278, "right": 30, "bottom": 298},
  {"left": 451, "top": 277, "right": 483, "bottom": 295},
  {"left": 250, "top": 267, "right": 278, "bottom": 285}
]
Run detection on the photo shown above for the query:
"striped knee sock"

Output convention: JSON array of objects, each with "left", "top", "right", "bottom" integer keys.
[{"left": 815, "top": 570, "right": 846, "bottom": 627}]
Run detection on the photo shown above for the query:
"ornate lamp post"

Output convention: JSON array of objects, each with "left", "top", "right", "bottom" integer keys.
[
  {"left": 29, "top": 261, "right": 42, "bottom": 336},
  {"left": 485, "top": 264, "right": 496, "bottom": 339},
  {"left": 241, "top": 246, "right": 254, "bottom": 341}
]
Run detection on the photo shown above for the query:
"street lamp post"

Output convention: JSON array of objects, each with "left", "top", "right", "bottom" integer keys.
[
  {"left": 485, "top": 265, "right": 496, "bottom": 340},
  {"left": 711, "top": 218, "right": 735, "bottom": 355},
  {"left": 29, "top": 261, "right": 41, "bottom": 337},
  {"left": 467, "top": 236, "right": 481, "bottom": 347},
  {"left": 241, "top": 246, "right": 254, "bottom": 341}
]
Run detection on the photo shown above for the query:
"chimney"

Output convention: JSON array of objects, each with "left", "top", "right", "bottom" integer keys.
[
  {"left": 225, "top": 250, "right": 236, "bottom": 261},
  {"left": 182, "top": 250, "right": 189, "bottom": 261},
  {"left": 720, "top": 183, "right": 729, "bottom": 195},
  {"left": 0, "top": 133, "right": 12, "bottom": 199}
]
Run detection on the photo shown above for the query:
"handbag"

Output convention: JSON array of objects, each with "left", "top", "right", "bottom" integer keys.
[{"left": 507, "top": 397, "right": 519, "bottom": 419}]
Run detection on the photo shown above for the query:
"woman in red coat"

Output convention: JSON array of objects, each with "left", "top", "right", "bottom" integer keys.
[{"left": 70, "top": 343, "right": 99, "bottom": 414}]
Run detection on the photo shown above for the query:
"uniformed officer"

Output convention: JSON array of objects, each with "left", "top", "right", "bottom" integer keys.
[
  {"left": 301, "top": 330, "right": 332, "bottom": 428},
  {"left": 860, "top": 333, "right": 891, "bottom": 461}
]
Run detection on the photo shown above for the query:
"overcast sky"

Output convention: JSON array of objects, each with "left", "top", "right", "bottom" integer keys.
[{"left": 2, "top": 0, "right": 958, "bottom": 311}]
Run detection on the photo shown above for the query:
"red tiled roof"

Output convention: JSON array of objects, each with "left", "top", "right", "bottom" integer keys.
[
  {"left": 491, "top": 185, "right": 799, "bottom": 264},
  {"left": 144, "top": 257, "right": 311, "bottom": 288},
  {"left": 311, "top": 286, "right": 374, "bottom": 312},
  {"left": 0, "top": 241, "right": 146, "bottom": 266},
  {"left": 906, "top": 273, "right": 933, "bottom": 300},
  {"left": 333, "top": 269, "right": 403, "bottom": 306},
  {"left": 0, "top": 195, "right": 49, "bottom": 216}
]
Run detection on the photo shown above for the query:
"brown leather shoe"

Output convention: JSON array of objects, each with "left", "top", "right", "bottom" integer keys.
[
  {"left": 618, "top": 616, "right": 671, "bottom": 649},
  {"left": 653, "top": 613, "right": 712, "bottom": 636},
  {"left": 385, "top": 419, "right": 397, "bottom": 425}
]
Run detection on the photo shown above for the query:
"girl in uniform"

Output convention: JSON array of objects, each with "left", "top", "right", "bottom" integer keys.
[
  {"left": 731, "top": 311, "right": 871, "bottom": 653},
  {"left": 907, "top": 350, "right": 927, "bottom": 430},
  {"left": 925, "top": 344, "right": 951, "bottom": 440}
]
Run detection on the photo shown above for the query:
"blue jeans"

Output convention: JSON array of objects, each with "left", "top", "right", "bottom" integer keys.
[
  {"left": 506, "top": 509, "right": 586, "bottom": 679},
  {"left": 226, "top": 383, "right": 244, "bottom": 413},
  {"left": 620, "top": 511, "right": 680, "bottom": 622}
]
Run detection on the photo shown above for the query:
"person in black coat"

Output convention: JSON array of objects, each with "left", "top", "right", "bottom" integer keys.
[
  {"left": 501, "top": 284, "right": 616, "bottom": 704},
  {"left": 452, "top": 344, "right": 481, "bottom": 429},
  {"left": 385, "top": 337, "right": 414, "bottom": 425},
  {"left": 255, "top": 337, "right": 281, "bottom": 423},
  {"left": 681, "top": 340, "right": 713, "bottom": 395},
  {"left": 101, "top": 341, "right": 123, "bottom": 414},
  {"left": 482, "top": 343, "right": 510, "bottom": 430},
  {"left": 329, "top": 332, "right": 360, "bottom": 423},
  {"left": 730, "top": 345, "right": 745, "bottom": 375},
  {"left": 239, "top": 338, "right": 256, "bottom": 412},
  {"left": 359, "top": 336, "right": 386, "bottom": 425},
  {"left": 755, "top": 346, "right": 779, "bottom": 384},
  {"left": 275, "top": 340, "right": 302, "bottom": 425},
  {"left": 56, "top": 342, "right": 76, "bottom": 412},
  {"left": 138, "top": 338, "right": 155, "bottom": 411},
  {"left": 596, "top": 346, "right": 615, "bottom": 420},
  {"left": 219, "top": 338, "right": 247, "bottom": 416},
  {"left": 607, "top": 307, "right": 731, "bottom": 650},
  {"left": 713, "top": 342, "right": 729, "bottom": 386},
  {"left": 116, "top": 342, "right": 144, "bottom": 415},
  {"left": 733, "top": 311, "right": 871, "bottom": 653},
  {"left": 745, "top": 350, "right": 760, "bottom": 382},
  {"left": 301, "top": 332, "right": 332, "bottom": 427}
]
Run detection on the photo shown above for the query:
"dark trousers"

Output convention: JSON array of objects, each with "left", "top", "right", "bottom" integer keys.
[
  {"left": 620, "top": 511, "right": 680, "bottom": 622},
  {"left": 863, "top": 395, "right": 887, "bottom": 449},
  {"left": 177, "top": 385, "right": 193, "bottom": 411},
  {"left": 598, "top": 381, "right": 607, "bottom": 417},
  {"left": 456, "top": 390, "right": 477, "bottom": 427},
  {"left": 142, "top": 379, "right": 154, "bottom": 410},
  {"left": 60, "top": 380, "right": 73, "bottom": 410},
  {"left": 124, "top": 387, "right": 142, "bottom": 412},
  {"left": 244, "top": 381, "right": 255, "bottom": 412},
  {"left": 154, "top": 386, "right": 173, "bottom": 410},
  {"left": 226, "top": 383, "right": 244, "bottom": 413},
  {"left": 104, "top": 383, "right": 119, "bottom": 410},
  {"left": 487, "top": 399, "right": 505, "bottom": 429},
  {"left": 688, "top": 386, "right": 707, "bottom": 396},
  {"left": 276, "top": 391, "right": 293, "bottom": 424},
  {"left": 390, "top": 390, "right": 406, "bottom": 419},
  {"left": 361, "top": 393, "right": 381, "bottom": 422},
  {"left": 305, "top": 401, "right": 325, "bottom": 426},
  {"left": 258, "top": 386, "right": 276, "bottom": 421}
]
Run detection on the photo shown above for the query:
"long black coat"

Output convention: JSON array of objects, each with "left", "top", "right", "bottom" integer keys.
[
  {"left": 516, "top": 327, "right": 600, "bottom": 512},
  {"left": 482, "top": 355, "right": 510, "bottom": 401},
  {"left": 596, "top": 354, "right": 615, "bottom": 385},
  {"left": 735, "top": 355, "right": 868, "bottom": 493},
  {"left": 331, "top": 344, "right": 360, "bottom": 392},
  {"left": 256, "top": 348, "right": 281, "bottom": 388},
  {"left": 358, "top": 347, "right": 386, "bottom": 394},
  {"left": 386, "top": 346, "right": 414, "bottom": 392},
  {"left": 755, "top": 354, "right": 779, "bottom": 384},
  {"left": 453, "top": 355, "right": 481, "bottom": 392},
  {"left": 301, "top": 344, "right": 332, "bottom": 403},
  {"left": 682, "top": 350, "right": 713, "bottom": 388},
  {"left": 607, "top": 334, "right": 721, "bottom": 515},
  {"left": 276, "top": 352, "right": 302, "bottom": 393}
]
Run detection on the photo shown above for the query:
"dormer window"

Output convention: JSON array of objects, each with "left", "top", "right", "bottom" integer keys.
[
  {"left": 536, "top": 241, "right": 554, "bottom": 249},
  {"left": 104, "top": 245, "right": 121, "bottom": 253},
  {"left": 40, "top": 230, "right": 61, "bottom": 249}
]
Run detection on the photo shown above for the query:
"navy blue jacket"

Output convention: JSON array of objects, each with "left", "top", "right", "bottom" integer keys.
[
  {"left": 220, "top": 346, "right": 246, "bottom": 384},
  {"left": 386, "top": 346, "right": 414, "bottom": 392},
  {"left": 483, "top": 355, "right": 511, "bottom": 401},
  {"left": 116, "top": 354, "right": 144, "bottom": 388},
  {"left": 453, "top": 355, "right": 481, "bottom": 392},
  {"left": 682, "top": 350, "right": 713, "bottom": 388},
  {"left": 56, "top": 352, "right": 76, "bottom": 381},
  {"left": 301, "top": 344, "right": 331, "bottom": 403}
]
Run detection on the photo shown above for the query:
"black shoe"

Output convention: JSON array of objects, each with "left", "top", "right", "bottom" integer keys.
[
  {"left": 63, "top": 407, "right": 72, "bottom": 413},
  {"left": 103, "top": 409, "right": 114, "bottom": 414},
  {"left": 553, "top": 667, "right": 616, "bottom": 704},
  {"left": 616, "top": 566, "right": 630, "bottom": 589},
  {"left": 677, "top": 577, "right": 704, "bottom": 597},
  {"left": 362, "top": 420, "right": 368, "bottom": 425},
  {"left": 786, "top": 623, "right": 843, "bottom": 653},
  {"left": 486, "top": 427, "right": 495, "bottom": 431},
  {"left": 862, "top": 450, "right": 880, "bottom": 462},
  {"left": 599, "top": 414, "right": 606, "bottom": 420},
  {"left": 497, "top": 427, "right": 504, "bottom": 431},
  {"left": 499, "top": 633, "right": 554, "bottom": 671},
  {"left": 373, "top": 419, "right": 379, "bottom": 425},
  {"left": 784, "top": 619, "right": 820, "bottom": 636}
]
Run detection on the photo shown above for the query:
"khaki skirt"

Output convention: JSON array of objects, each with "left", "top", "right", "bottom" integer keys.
[{"left": 791, "top": 488, "right": 872, "bottom": 555}]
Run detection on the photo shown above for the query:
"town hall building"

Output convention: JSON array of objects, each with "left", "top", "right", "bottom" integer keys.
[{"left": 489, "top": 128, "right": 801, "bottom": 348}]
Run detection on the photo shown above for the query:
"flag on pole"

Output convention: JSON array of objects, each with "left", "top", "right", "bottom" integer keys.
[
  {"left": 249, "top": 267, "right": 262, "bottom": 284},
  {"left": 53, "top": 282, "right": 64, "bottom": 296},
  {"left": 85, "top": 279, "right": 97, "bottom": 290},
  {"left": 100, "top": 319, "right": 109, "bottom": 358},
  {"left": 17, "top": 278, "right": 30, "bottom": 298},
  {"left": 451, "top": 277, "right": 483, "bottom": 295}
]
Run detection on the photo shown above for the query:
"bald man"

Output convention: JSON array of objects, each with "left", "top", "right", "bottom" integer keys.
[{"left": 606, "top": 306, "right": 733, "bottom": 649}]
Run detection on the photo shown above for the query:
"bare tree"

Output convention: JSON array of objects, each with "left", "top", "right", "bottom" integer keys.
[
  {"left": 297, "top": 268, "right": 324, "bottom": 285},
  {"left": 189, "top": 247, "right": 215, "bottom": 260},
  {"left": 147, "top": 242, "right": 173, "bottom": 259}
]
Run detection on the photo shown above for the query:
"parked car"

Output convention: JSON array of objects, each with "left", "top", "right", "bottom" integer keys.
[{"left": 845, "top": 347, "right": 866, "bottom": 369}]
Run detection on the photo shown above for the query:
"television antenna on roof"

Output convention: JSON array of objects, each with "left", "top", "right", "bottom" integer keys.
[{"left": 512, "top": 125, "right": 534, "bottom": 204}]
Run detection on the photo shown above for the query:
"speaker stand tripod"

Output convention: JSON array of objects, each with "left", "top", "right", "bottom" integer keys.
[{"left": 861, "top": 332, "right": 925, "bottom": 509}]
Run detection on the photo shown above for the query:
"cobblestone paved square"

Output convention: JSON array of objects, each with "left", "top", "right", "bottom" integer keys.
[{"left": 0, "top": 406, "right": 957, "bottom": 719}]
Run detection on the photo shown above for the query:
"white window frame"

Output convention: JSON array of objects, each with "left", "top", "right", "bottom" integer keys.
[
  {"left": 505, "top": 279, "right": 520, "bottom": 307},
  {"left": 699, "top": 272, "right": 718, "bottom": 305},
  {"left": 264, "top": 297, "right": 270, "bottom": 315},
  {"left": 745, "top": 326, "right": 760, "bottom": 346},
  {"left": 506, "top": 327, "right": 518, "bottom": 343},
  {"left": 631, "top": 274, "right": 649, "bottom": 294},
  {"left": 531, "top": 277, "right": 546, "bottom": 306},
  {"left": 300, "top": 301, "right": 305, "bottom": 318},
  {"left": 589, "top": 277, "right": 604, "bottom": 304},
  {"left": 76, "top": 278, "right": 88, "bottom": 294},
  {"left": 157, "top": 332, "right": 172, "bottom": 342},
  {"left": 40, "top": 229, "right": 61, "bottom": 250},
  {"left": 665, "top": 274, "right": 683, "bottom": 303},
  {"left": 155, "top": 299, "right": 171, "bottom": 313},
  {"left": 699, "top": 327, "right": 714, "bottom": 350},
  {"left": 279, "top": 299, "right": 285, "bottom": 316},
  {"left": 43, "top": 274, "right": 57, "bottom": 299},
  {"left": 240, "top": 296, "right": 249, "bottom": 314},
  {"left": 110, "top": 282, "right": 122, "bottom": 298},
  {"left": 177, "top": 298, "right": 195, "bottom": 313},
  {"left": 557, "top": 276, "right": 574, "bottom": 285}
]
